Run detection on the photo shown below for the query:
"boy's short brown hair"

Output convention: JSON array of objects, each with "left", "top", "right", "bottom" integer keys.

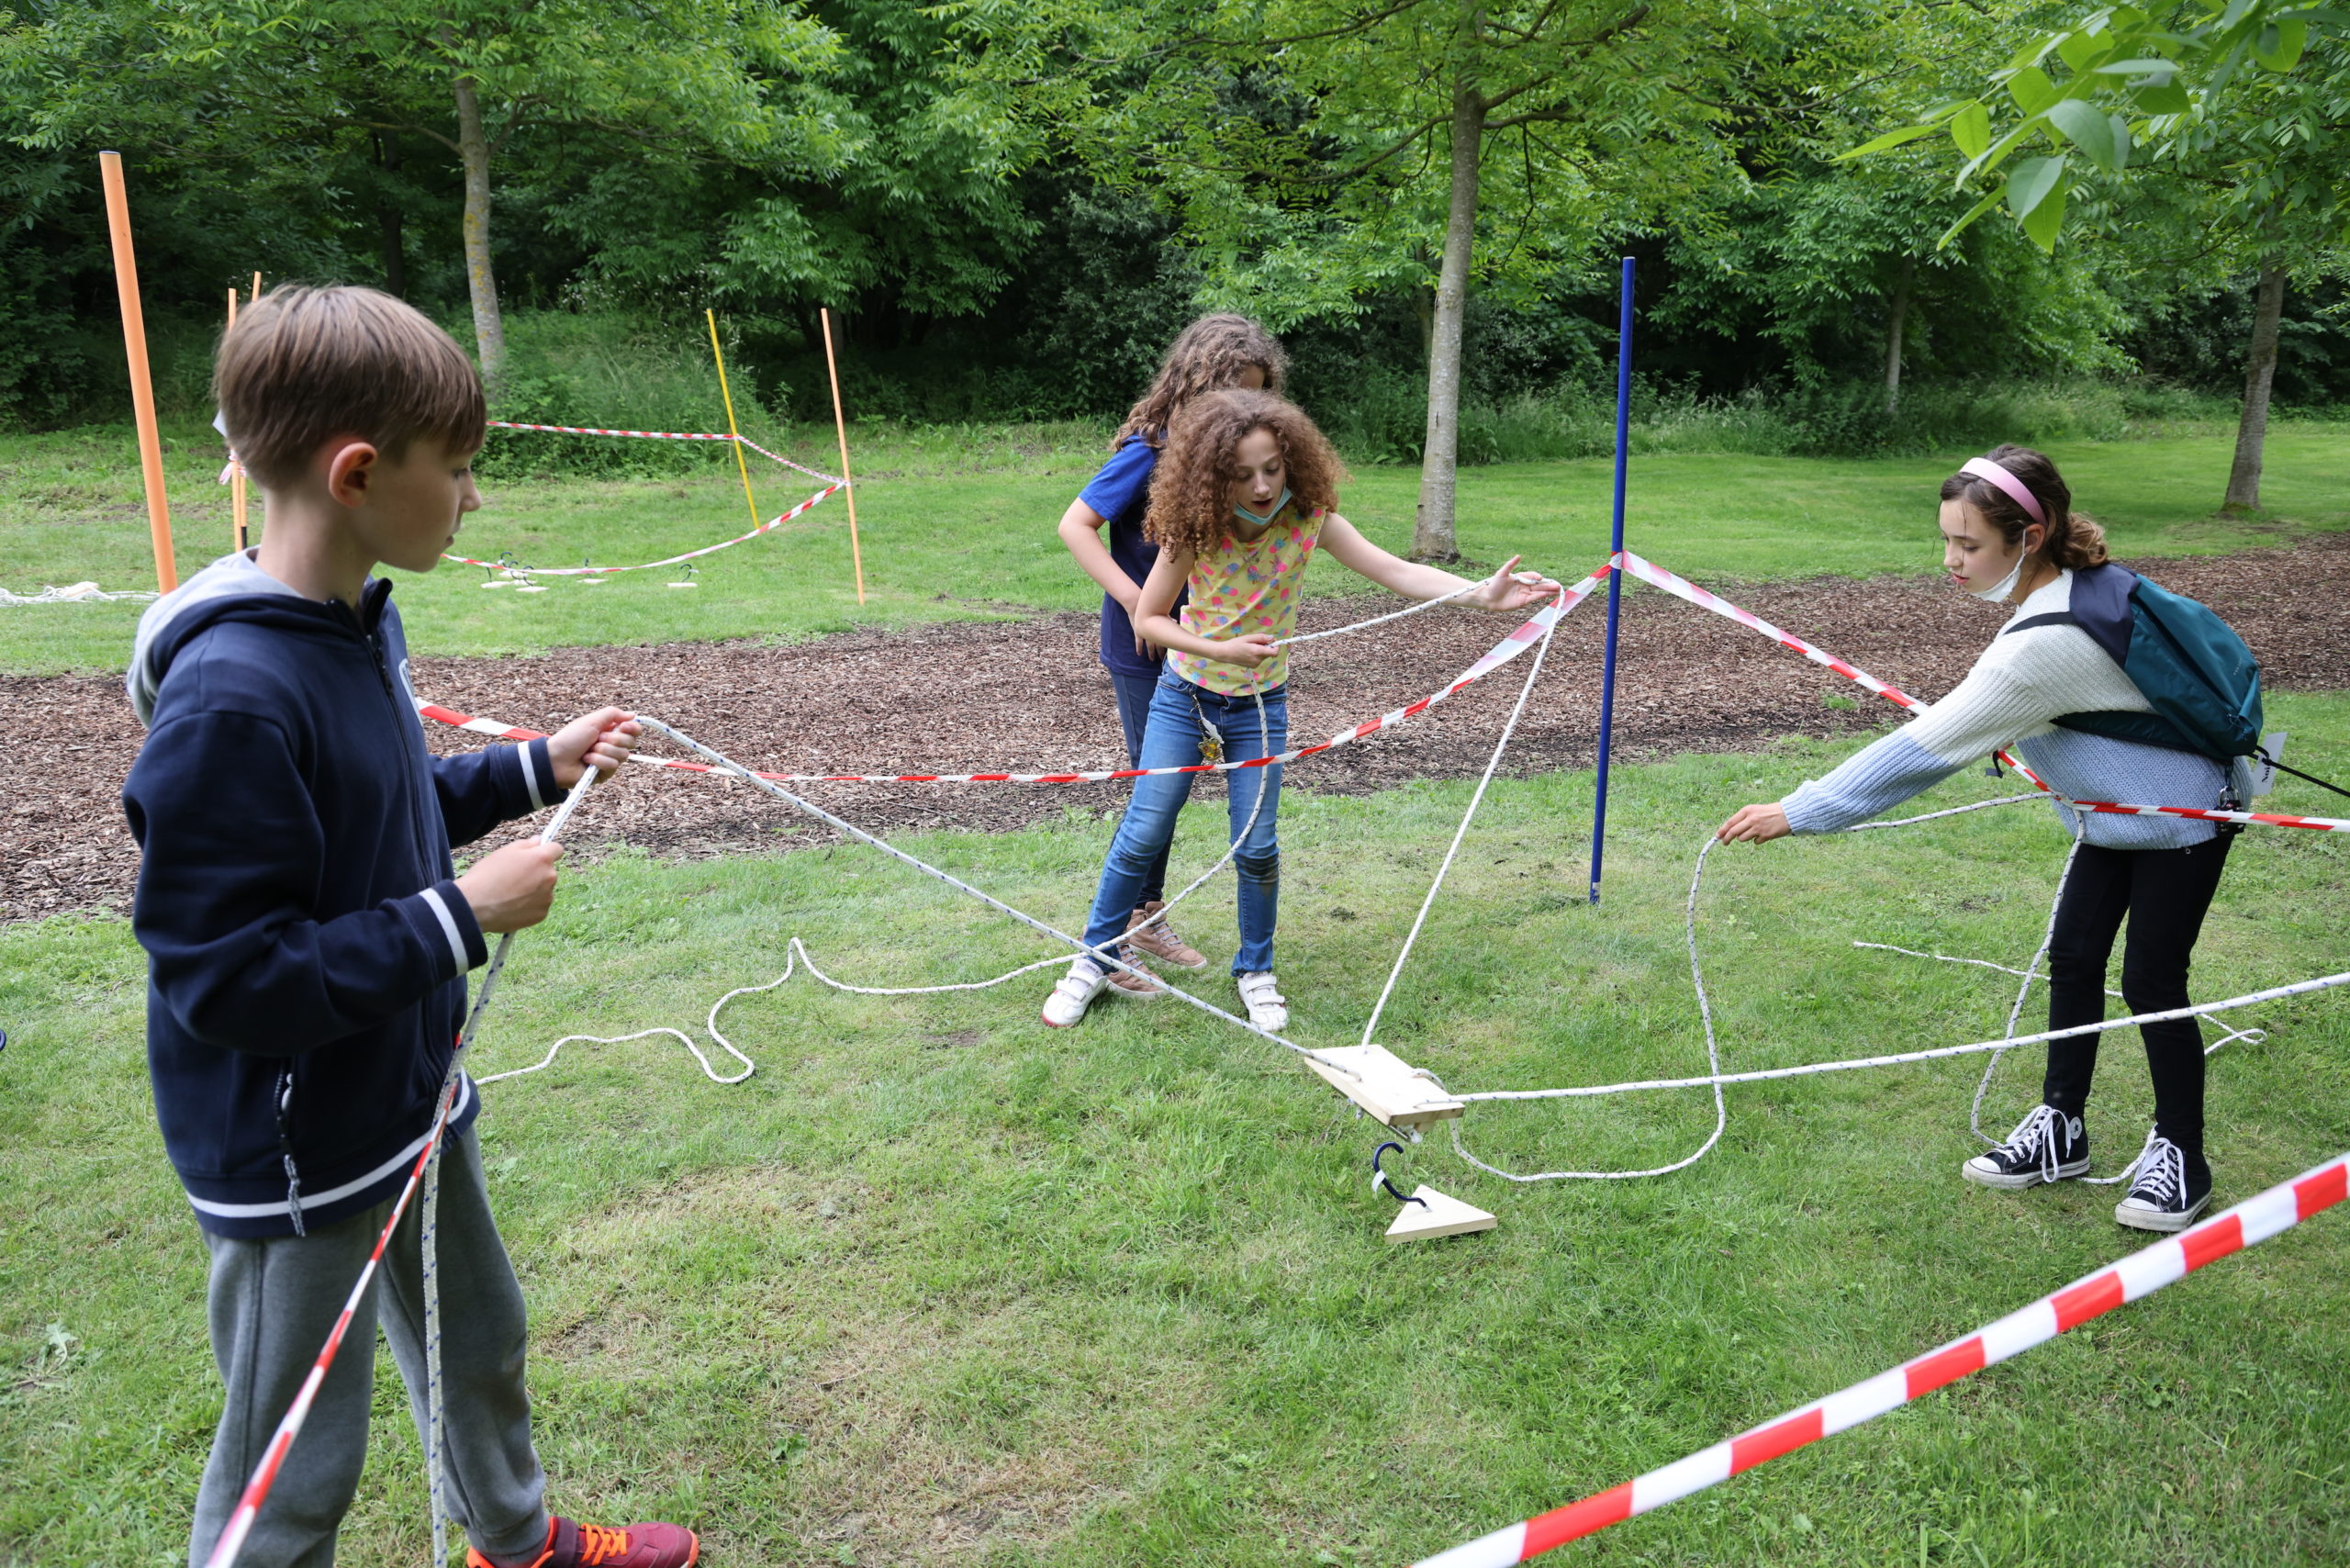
[{"left": 215, "top": 286, "right": 486, "bottom": 488}]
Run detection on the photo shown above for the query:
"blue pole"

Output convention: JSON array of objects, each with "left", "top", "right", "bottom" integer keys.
[{"left": 1588, "top": 255, "right": 1635, "bottom": 904}]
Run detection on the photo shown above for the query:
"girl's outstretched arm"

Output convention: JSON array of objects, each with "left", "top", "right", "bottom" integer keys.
[{"left": 1316, "top": 514, "right": 1559, "bottom": 611}]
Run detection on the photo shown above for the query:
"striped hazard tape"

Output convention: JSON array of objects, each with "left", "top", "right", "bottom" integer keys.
[
  {"left": 1616, "top": 552, "right": 2349, "bottom": 834},
  {"left": 1413, "top": 1148, "right": 2350, "bottom": 1565},
  {"left": 487, "top": 420, "right": 844, "bottom": 485},
  {"left": 489, "top": 419, "right": 740, "bottom": 442},
  {"left": 418, "top": 568, "right": 1609, "bottom": 781},
  {"left": 424, "top": 550, "right": 2345, "bottom": 831},
  {"left": 442, "top": 480, "right": 843, "bottom": 577}
]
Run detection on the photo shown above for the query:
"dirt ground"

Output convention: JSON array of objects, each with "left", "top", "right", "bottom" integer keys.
[{"left": 10, "top": 536, "right": 2349, "bottom": 924}]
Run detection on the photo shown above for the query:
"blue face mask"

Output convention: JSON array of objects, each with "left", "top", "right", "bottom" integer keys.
[{"left": 1233, "top": 487, "right": 1291, "bottom": 528}]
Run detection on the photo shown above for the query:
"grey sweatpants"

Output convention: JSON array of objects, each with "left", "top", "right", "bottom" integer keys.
[{"left": 188, "top": 1127, "right": 550, "bottom": 1568}]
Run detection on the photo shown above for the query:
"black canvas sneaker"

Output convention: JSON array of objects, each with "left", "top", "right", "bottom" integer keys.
[
  {"left": 1962, "top": 1103, "right": 2090, "bottom": 1190},
  {"left": 2113, "top": 1134, "right": 2213, "bottom": 1232}
]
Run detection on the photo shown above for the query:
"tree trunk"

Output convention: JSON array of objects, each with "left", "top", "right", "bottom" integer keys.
[
  {"left": 453, "top": 67, "right": 505, "bottom": 384},
  {"left": 375, "top": 133, "right": 406, "bottom": 299},
  {"left": 1411, "top": 9, "right": 1485, "bottom": 564},
  {"left": 2222, "top": 266, "right": 2286, "bottom": 514},
  {"left": 1882, "top": 253, "right": 1915, "bottom": 416}
]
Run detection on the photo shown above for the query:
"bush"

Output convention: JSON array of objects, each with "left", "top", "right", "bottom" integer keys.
[{"left": 474, "top": 309, "right": 787, "bottom": 481}]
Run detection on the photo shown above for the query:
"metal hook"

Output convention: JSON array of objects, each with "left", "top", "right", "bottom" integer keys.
[{"left": 1371, "top": 1141, "right": 1428, "bottom": 1208}]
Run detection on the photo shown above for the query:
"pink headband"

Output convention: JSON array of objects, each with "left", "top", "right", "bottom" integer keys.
[{"left": 1958, "top": 456, "right": 2046, "bottom": 527}]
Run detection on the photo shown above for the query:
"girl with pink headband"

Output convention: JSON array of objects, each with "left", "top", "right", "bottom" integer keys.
[{"left": 1715, "top": 443, "right": 2255, "bottom": 1234}]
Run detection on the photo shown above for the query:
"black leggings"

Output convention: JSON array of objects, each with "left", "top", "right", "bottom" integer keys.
[{"left": 2041, "top": 834, "right": 2234, "bottom": 1159}]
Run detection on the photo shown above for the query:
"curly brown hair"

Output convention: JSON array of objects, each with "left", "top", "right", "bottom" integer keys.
[
  {"left": 1144, "top": 389, "right": 1348, "bottom": 559},
  {"left": 1939, "top": 443, "right": 2109, "bottom": 570},
  {"left": 1112, "top": 314, "right": 1287, "bottom": 450}
]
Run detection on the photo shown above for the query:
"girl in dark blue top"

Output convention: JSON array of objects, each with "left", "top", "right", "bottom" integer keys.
[{"left": 1056, "top": 314, "right": 1286, "bottom": 988}]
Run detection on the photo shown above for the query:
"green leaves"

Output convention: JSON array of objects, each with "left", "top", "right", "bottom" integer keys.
[
  {"left": 2044, "top": 97, "right": 2130, "bottom": 170},
  {"left": 1949, "top": 101, "right": 1991, "bottom": 159},
  {"left": 1851, "top": 0, "right": 2343, "bottom": 254},
  {"left": 2255, "top": 17, "right": 2309, "bottom": 69},
  {"left": 2006, "top": 65, "right": 2059, "bottom": 115}
]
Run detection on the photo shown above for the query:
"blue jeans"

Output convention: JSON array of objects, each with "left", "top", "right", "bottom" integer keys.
[
  {"left": 1108, "top": 666, "right": 1173, "bottom": 905},
  {"left": 1083, "top": 673, "right": 1287, "bottom": 976}
]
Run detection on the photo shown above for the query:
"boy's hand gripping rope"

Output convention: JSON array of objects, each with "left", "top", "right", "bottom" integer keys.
[{"left": 1409, "top": 1147, "right": 2350, "bottom": 1565}]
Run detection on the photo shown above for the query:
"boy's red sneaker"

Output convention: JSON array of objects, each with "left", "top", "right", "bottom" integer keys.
[{"left": 468, "top": 1517, "right": 700, "bottom": 1568}]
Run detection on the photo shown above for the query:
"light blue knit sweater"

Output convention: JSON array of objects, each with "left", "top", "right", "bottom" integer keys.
[{"left": 1779, "top": 570, "right": 2231, "bottom": 849}]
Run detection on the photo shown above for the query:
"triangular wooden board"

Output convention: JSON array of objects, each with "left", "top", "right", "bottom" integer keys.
[{"left": 1384, "top": 1183, "right": 1496, "bottom": 1243}]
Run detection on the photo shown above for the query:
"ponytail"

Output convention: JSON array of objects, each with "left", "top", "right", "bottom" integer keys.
[{"left": 1939, "top": 443, "right": 2107, "bottom": 570}]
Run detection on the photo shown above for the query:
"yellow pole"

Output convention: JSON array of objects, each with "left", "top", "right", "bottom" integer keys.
[
  {"left": 820, "top": 307, "right": 866, "bottom": 605},
  {"left": 228, "top": 286, "right": 249, "bottom": 553},
  {"left": 99, "top": 151, "right": 176, "bottom": 594},
  {"left": 705, "top": 309, "right": 763, "bottom": 538}
]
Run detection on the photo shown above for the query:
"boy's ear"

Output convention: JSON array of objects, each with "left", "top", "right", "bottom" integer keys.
[{"left": 322, "top": 440, "right": 380, "bottom": 509}]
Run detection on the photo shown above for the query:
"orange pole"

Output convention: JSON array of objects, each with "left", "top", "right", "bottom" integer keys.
[
  {"left": 100, "top": 151, "right": 176, "bottom": 593},
  {"left": 228, "top": 287, "right": 249, "bottom": 553},
  {"left": 819, "top": 307, "right": 865, "bottom": 605}
]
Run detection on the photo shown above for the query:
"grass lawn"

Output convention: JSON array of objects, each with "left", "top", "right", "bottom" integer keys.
[
  {"left": 6, "top": 699, "right": 2347, "bottom": 1565},
  {"left": 3, "top": 422, "right": 2346, "bottom": 677}
]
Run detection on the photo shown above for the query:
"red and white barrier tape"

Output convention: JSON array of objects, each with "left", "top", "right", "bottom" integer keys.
[
  {"left": 1616, "top": 553, "right": 2348, "bottom": 833},
  {"left": 200, "top": 1116, "right": 451, "bottom": 1568},
  {"left": 417, "top": 569, "right": 1607, "bottom": 780},
  {"left": 487, "top": 421, "right": 845, "bottom": 484},
  {"left": 1411, "top": 1148, "right": 2350, "bottom": 1566},
  {"left": 442, "top": 480, "right": 842, "bottom": 576},
  {"left": 489, "top": 419, "right": 738, "bottom": 442}
]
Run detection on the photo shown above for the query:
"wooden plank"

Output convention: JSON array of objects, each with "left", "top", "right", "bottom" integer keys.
[
  {"left": 1304, "top": 1043, "right": 1463, "bottom": 1127},
  {"left": 1385, "top": 1184, "right": 1496, "bottom": 1243}
]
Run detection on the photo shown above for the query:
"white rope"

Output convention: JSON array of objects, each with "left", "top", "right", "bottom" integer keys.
[
  {"left": 1968, "top": 827, "right": 2085, "bottom": 1147},
  {"left": 0, "top": 581, "right": 160, "bottom": 604},
  {"left": 1273, "top": 577, "right": 1482, "bottom": 645},
  {"left": 420, "top": 766, "right": 599, "bottom": 1564},
  {"left": 471, "top": 579, "right": 1543, "bottom": 1092},
  {"left": 476, "top": 693, "right": 1285, "bottom": 1081},
  {"left": 1452, "top": 967, "right": 2349, "bottom": 1102},
  {"left": 1853, "top": 944, "right": 2263, "bottom": 1054},
  {"left": 621, "top": 714, "right": 1361, "bottom": 1076},
  {"left": 1430, "top": 834, "right": 1731, "bottom": 1183},
  {"left": 1358, "top": 613, "right": 1558, "bottom": 1048},
  {"left": 1440, "top": 793, "right": 2336, "bottom": 1180}
]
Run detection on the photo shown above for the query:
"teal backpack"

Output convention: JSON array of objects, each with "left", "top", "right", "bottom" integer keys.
[{"left": 2004, "top": 563, "right": 2262, "bottom": 763}]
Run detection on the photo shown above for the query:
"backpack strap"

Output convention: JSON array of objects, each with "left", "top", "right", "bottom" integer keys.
[
  {"left": 2000, "top": 611, "right": 2078, "bottom": 637},
  {"left": 2062, "top": 562, "right": 2136, "bottom": 665}
]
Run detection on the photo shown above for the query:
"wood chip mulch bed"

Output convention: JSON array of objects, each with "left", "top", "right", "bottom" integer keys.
[{"left": 9, "top": 534, "right": 2349, "bottom": 924}]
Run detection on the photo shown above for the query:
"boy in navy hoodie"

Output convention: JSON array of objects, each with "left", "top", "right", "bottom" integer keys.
[{"left": 124, "top": 286, "right": 699, "bottom": 1568}]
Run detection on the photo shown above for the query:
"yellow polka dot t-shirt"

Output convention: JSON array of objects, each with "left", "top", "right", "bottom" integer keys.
[{"left": 1165, "top": 500, "right": 1324, "bottom": 696}]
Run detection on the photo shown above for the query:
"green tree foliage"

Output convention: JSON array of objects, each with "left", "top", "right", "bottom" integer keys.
[
  {"left": 1854, "top": 1, "right": 2347, "bottom": 507},
  {"left": 968, "top": 0, "right": 1745, "bottom": 555},
  {"left": 1, "top": 0, "right": 2341, "bottom": 448}
]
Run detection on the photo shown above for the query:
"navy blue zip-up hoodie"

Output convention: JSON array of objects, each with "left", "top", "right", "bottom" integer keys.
[{"left": 122, "top": 551, "right": 555, "bottom": 1238}]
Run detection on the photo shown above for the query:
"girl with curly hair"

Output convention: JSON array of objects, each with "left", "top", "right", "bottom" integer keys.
[
  {"left": 1056, "top": 314, "right": 1288, "bottom": 977},
  {"left": 1042, "top": 388, "right": 1560, "bottom": 1032}
]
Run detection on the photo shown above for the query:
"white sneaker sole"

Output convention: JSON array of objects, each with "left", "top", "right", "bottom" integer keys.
[
  {"left": 1962, "top": 1155, "right": 2090, "bottom": 1190},
  {"left": 2114, "top": 1193, "right": 2212, "bottom": 1232}
]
